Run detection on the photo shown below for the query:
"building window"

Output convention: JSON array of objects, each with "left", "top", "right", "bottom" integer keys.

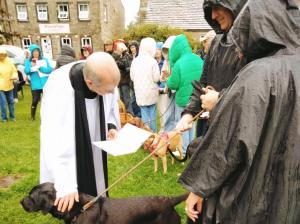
[
  {"left": 36, "top": 4, "right": 48, "bottom": 21},
  {"left": 81, "top": 37, "right": 92, "bottom": 48},
  {"left": 103, "top": 4, "right": 108, "bottom": 23},
  {"left": 16, "top": 4, "right": 28, "bottom": 21},
  {"left": 61, "top": 37, "right": 72, "bottom": 46},
  {"left": 58, "top": 4, "right": 69, "bottom": 20},
  {"left": 22, "top": 38, "right": 31, "bottom": 49},
  {"left": 78, "top": 3, "right": 90, "bottom": 20}
]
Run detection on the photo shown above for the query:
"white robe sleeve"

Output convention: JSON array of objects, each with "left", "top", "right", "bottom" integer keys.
[
  {"left": 106, "top": 87, "right": 121, "bottom": 130},
  {"left": 40, "top": 64, "right": 78, "bottom": 198}
]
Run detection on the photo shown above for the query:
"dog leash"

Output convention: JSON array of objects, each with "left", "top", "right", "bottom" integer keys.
[{"left": 81, "top": 110, "right": 205, "bottom": 213}]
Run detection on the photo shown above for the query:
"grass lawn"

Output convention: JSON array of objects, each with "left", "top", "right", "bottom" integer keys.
[{"left": 0, "top": 85, "right": 189, "bottom": 224}]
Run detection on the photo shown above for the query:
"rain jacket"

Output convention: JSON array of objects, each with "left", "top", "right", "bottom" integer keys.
[
  {"left": 24, "top": 44, "right": 52, "bottom": 90},
  {"left": 130, "top": 37, "right": 160, "bottom": 106},
  {"left": 167, "top": 34, "right": 203, "bottom": 107},
  {"left": 183, "top": 0, "right": 247, "bottom": 116},
  {"left": 179, "top": 0, "right": 300, "bottom": 223}
]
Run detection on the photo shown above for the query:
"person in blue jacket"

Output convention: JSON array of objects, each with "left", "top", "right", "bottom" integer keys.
[{"left": 24, "top": 44, "right": 52, "bottom": 120}]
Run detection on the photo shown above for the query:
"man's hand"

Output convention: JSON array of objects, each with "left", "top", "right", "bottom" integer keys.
[
  {"left": 176, "top": 114, "right": 194, "bottom": 133},
  {"left": 54, "top": 192, "right": 79, "bottom": 212},
  {"left": 107, "top": 129, "right": 118, "bottom": 140},
  {"left": 161, "top": 70, "right": 170, "bottom": 81},
  {"left": 200, "top": 88, "right": 219, "bottom": 112},
  {"left": 185, "top": 192, "right": 203, "bottom": 222}
]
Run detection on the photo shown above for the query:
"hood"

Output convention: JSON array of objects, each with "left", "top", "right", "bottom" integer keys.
[
  {"left": 230, "top": 0, "right": 300, "bottom": 62},
  {"left": 128, "top": 40, "right": 139, "bottom": 55},
  {"left": 138, "top": 37, "right": 156, "bottom": 58},
  {"left": 81, "top": 45, "right": 93, "bottom": 55},
  {"left": 29, "top": 44, "right": 43, "bottom": 59},
  {"left": 162, "top": 36, "right": 176, "bottom": 59},
  {"left": 169, "top": 34, "right": 192, "bottom": 67},
  {"left": 203, "top": 0, "right": 248, "bottom": 34},
  {"left": 61, "top": 45, "right": 76, "bottom": 58}
]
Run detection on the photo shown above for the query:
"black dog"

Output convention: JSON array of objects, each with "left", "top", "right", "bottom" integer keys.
[{"left": 21, "top": 183, "right": 187, "bottom": 224}]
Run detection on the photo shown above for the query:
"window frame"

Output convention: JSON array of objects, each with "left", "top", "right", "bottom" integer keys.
[
  {"left": 22, "top": 37, "right": 32, "bottom": 49},
  {"left": 57, "top": 3, "right": 69, "bottom": 21},
  {"left": 103, "top": 4, "right": 108, "bottom": 23},
  {"left": 61, "top": 37, "right": 72, "bottom": 47},
  {"left": 36, "top": 4, "right": 48, "bottom": 22},
  {"left": 16, "top": 4, "right": 28, "bottom": 21},
  {"left": 81, "top": 37, "right": 92, "bottom": 48},
  {"left": 78, "top": 3, "right": 90, "bottom": 21}
]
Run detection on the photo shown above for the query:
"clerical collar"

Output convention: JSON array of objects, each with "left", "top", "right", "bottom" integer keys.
[{"left": 69, "top": 62, "right": 97, "bottom": 99}]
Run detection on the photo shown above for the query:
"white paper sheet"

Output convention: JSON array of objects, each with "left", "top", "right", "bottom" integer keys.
[{"left": 93, "top": 123, "right": 152, "bottom": 156}]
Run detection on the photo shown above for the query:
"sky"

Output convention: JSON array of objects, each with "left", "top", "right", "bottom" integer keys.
[{"left": 121, "top": 0, "right": 140, "bottom": 27}]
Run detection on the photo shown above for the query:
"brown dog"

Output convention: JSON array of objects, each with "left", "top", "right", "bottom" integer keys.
[
  {"left": 144, "top": 131, "right": 183, "bottom": 173},
  {"left": 21, "top": 183, "right": 187, "bottom": 224}
]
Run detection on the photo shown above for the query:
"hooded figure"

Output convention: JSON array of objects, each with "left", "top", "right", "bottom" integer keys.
[
  {"left": 180, "top": 0, "right": 300, "bottom": 223},
  {"left": 24, "top": 44, "right": 52, "bottom": 120},
  {"left": 56, "top": 45, "right": 76, "bottom": 69},
  {"left": 130, "top": 37, "right": 160, "bottom": 132},
  {"left": 167, "top": 34, "right": 203, "bottom": 154},
  {"left": 80, "top": 45, "right": 93, "bottom": 60},
  {"left": 183, "top": 0, "right": 248, "bottom": 118}
]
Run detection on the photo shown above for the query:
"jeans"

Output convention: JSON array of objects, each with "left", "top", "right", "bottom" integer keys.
[
  {"left": 158, "top": 93, "right": 176, "bottom": 132},
  {"left": 175, "top": 104, "right": 195, "bottom": 154},
  {"left": 0, "top": 90, "right": 15, "bottom": 121},
  {"left": 140, "top": 104, "right": 157, "bottom": 132},
  {"left": 119, "top": 85, "right": 133, "bottom": 114}
]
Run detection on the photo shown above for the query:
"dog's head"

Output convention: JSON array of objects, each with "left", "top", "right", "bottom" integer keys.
[{"left": 20, "top": 182, "right": 56, "bottom": 215}]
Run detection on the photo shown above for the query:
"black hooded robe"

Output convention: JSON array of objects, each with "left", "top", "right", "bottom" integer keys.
[{"left": 180, "top": 0, "right": 300, "bottom": 223}]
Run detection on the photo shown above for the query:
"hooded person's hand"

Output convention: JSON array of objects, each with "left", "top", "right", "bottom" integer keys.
[
  {"left": 176, "top": 114, "right": 194, "bottom": 133},
  {"left": 200, "top": 88, "right": 219, "bottom": 112}
]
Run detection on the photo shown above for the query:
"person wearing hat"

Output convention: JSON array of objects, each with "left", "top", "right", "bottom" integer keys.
[
  {"left": 200, "top": 30, "right": 216, "bottom": 55},
  {"left": 0, "top": 48, "right": 18, "bottom": 122},
  {"left": 56, "top": 45, "right": 76, "bottom": 69}
]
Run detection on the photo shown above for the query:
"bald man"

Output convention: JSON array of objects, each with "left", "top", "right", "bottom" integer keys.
[{"left": 40, "top": 52, "right": 121, "bottom": 212}]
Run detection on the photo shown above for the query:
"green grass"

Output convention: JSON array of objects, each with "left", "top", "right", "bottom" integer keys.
[{"left": 0, "top": 86, "right": 188, "bottom": 224}]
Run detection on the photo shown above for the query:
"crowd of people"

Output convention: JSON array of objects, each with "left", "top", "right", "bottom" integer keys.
[{"left": 1, "top": 0, "right": 300, "bottom": 222}]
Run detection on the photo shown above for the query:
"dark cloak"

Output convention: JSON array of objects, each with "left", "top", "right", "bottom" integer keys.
[
  {"left": 69, "top": 63, "right": 109, "bottom": 197},
  {"left": 184, "top": 0, "right": 248, "bottom": 117},
  {"left": 180, "top": 0, "right": 300, "bottom": 223}
]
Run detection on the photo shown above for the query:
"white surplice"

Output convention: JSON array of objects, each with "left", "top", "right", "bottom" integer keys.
[{"left": 40, "top": 62, "right": 120, "bottom": 198}]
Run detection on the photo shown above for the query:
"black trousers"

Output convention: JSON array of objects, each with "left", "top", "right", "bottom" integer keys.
[{"left": 31, "top": 89, "right": 43, "bottom": 119}]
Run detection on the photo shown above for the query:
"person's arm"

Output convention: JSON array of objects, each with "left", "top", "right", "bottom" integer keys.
[
  {"left": 24, "top": 59, "right": 32, "bottom": 75},
  {"left": 106, "top": 88, "right": 121, "bottom": 140},
  {"left": 39, "top": 58, "right": 53, "bottom": 74},
  {"left": 179, "top": 66, "right": 271, "bottom": 198},
  {"left": 166, "top": 63, "right": 180, "bottom": 90},
  {"left": 10, "top": 63, "right": 18, "bottom": 80}
]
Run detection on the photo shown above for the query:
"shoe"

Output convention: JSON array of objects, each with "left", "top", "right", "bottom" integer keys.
[
  {"left": 10, "top": 118, "right": 16, "bottom": 122},
  {"left": 2, "top": 119, "right": 7, "bottom": 123}
]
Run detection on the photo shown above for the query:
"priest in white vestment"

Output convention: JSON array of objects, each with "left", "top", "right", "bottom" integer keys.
[{"left": 40, "top": 52, "right": 120, "bottom": 212}]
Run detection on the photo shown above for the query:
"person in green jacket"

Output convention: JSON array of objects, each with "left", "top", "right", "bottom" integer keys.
[{"left": 167, "top": 34, "right": 204, "bottom": 154}]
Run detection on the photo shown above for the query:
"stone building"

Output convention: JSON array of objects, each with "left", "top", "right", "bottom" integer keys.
[
  {"left": 1, "top": 0, "right": 124, "bottom": 59},
  {"left": 139, "top": 0, "right": 211, "bottom": 40}
]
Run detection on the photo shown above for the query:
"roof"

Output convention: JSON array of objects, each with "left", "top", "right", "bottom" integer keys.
[{"left": 142, "top": 0, "right": 211, "bottom": 30}]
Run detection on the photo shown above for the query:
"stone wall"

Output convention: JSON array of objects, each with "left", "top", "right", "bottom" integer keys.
[{"left": 7, "top": 0, "right": 124, "bottom": 59}]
